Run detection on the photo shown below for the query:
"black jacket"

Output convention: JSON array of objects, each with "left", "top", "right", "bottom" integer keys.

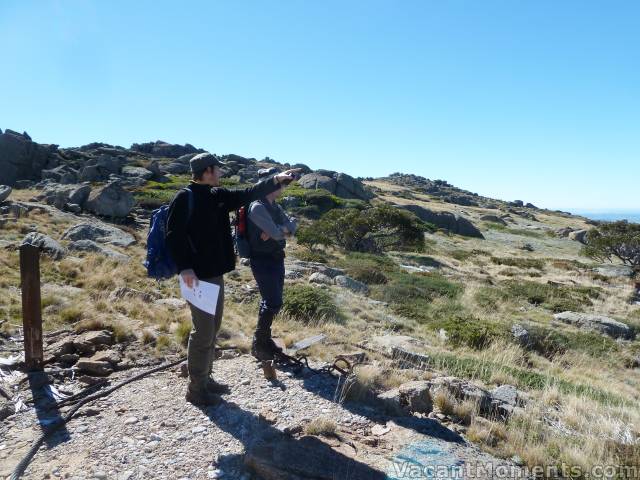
[{"left": 166, "top": 178, "right": 280, "bottom": 278}]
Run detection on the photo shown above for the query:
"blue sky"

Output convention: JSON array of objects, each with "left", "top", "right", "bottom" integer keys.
[{"left": 1, "top": 1, "right": 638, "bottom": 210}]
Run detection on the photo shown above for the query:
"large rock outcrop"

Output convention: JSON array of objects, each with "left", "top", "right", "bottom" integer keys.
[
  {"left": 0, "top": 129, "right": 59, "bottom": 185},
  {"left": 398, "top": 204, "right": 484, "bottom": 239},
  {"left": 130, "top": 141, "right": 203, "bottom": 158},
  {"left": 62, "top": 222, "right": 136, "bottom": 247},
  {"left": 298, "top": 170, "right": 374, "bottom": 201},
  {"left": 553, "top": 311, "right": 633, "bottom": 339},
  {"left": 84, "top": 182, "right": 136, "bottom": 218}
]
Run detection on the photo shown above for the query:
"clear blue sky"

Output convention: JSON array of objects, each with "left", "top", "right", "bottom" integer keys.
[{"left": 1, "top": 1, "right": 638, "bottom": 210}]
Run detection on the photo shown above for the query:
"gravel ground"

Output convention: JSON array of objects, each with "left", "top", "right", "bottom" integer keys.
[{"left": 1, "top": 355, "right": 521, "bottom": 480}]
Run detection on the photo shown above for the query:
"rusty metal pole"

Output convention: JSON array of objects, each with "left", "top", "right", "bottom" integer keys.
[{"left": 20, "top": 244, "right": 43, "bottom": 371}]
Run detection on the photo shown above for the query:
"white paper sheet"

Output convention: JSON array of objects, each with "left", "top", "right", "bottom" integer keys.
[{"left": 179, "top": 277, "right": 220, "bottom": 315}]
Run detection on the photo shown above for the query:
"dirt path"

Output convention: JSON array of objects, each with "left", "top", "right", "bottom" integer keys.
[{"left": 1, "top": 355, "right": 521, "bottom": 480}]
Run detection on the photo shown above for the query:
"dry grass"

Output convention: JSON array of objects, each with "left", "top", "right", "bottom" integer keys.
[{"left": 304, "top": 416, "right": 338, "bottom": 437}]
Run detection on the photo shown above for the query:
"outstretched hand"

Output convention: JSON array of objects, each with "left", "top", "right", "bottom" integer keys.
[{"left": 274, "top": 168, "right": 303, "bottom": 185}]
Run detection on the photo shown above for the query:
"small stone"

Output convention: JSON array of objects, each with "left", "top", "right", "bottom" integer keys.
[
  {"left": 192, "top": 426, "right": 206, "bottom": 434},
  {"left": 124, "top": 417, "right": 139, "bottom": 425},
  {"left": 371, "top": 424, "right": 391, "bottom": 436}
]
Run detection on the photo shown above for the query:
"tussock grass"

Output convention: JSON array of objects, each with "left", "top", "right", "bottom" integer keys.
[
  {"left": 305, "top": 416, "right": 338, "bottom": 437},
  {"left": 283, "top": 284, "right": 343, "bottom": 323}
]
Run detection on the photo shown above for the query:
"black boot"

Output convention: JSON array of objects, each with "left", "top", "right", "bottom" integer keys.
[{"left": 251, "top": 307, "right": 280, "bottom": 361}]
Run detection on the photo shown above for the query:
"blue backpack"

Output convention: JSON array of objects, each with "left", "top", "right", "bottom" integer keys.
[{"left": 144, "top": 187, "right": 194, "bottom": 279}]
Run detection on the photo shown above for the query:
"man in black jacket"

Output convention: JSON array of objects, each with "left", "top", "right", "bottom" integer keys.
[{"left": 166, "top": 152, "right": 299, "bottom": 405}]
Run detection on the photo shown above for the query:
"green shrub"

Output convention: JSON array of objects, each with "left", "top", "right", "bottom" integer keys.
[
  {"left": 450, "top": 249, "right": 474, "bottom": 261},
  {"left": 295, "top": 249, "right": 330, "bottom": 264},
  {"left": 490, "top": 256, "right": 545, "bottom": 270},
  {"left": 281, "top": 183, "right": 344, "bottom": 219},
  {"left": 373, "top": 271, "right": 462, "bottom": 322},
  {"left": 133, "top": 175, "right": 191, "bottom": 208},
  {"left": 297, "top": 205, "right": 427, "bottom": 253},
  {"left": 499, "top": 280, "right": 602, "bottom": 313},
  {"left": 436, "top": 315, "right": 505, "bottom": 349},
  {"left": 134, "top": 175, "right": 249, "bottom": 209},
  {"left": 526, "top": 325, "right": 619, "bottom": 359},
  {"left": 474, "top": 287, "right": 503, "bottom": 310},
  {"left": 283, "top": 285, "right": 341, "bottom": 323},
  {"left": 337, "top": 252, "right": 399, "bottom": 285}
]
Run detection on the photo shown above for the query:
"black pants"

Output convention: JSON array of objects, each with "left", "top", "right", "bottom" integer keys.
[{"left": 250, "top": 256, "right": 285, "bottom": 334}]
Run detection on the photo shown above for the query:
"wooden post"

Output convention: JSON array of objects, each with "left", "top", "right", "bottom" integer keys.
[{"left": 20, "top": 244, "right": 43, "bottom": 371}]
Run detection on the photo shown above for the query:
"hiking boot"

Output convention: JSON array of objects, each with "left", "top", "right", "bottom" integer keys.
[
  {"left": 206, "top": 377, "right": 230, "bottom": 394},
  {"left": 186, "top": 384, "right": 222, "bottom": 406}
]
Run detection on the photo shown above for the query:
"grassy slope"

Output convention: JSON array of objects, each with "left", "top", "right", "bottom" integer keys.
[{"left": 2, "top": 181, "right": 639, "bottom": 476}]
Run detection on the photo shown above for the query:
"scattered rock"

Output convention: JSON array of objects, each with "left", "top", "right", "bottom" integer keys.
[
  {"left": 73, "top": 330, "right": 114, "bottom": 354},
  {"left": 90, "top": 349, "right": 122, "bottom": 365},
  {"left": 21, "top": 232, "right": 66, "bottom": 260},
  {"left": 67, "top": 239, "right": 130, "bottom": 262},
  {"left": 154, "top": 298, "right": 187, "bottom": 310},
  {"left": 130, "top": 141, "right": 203, "bottom": 158},
  {"left": 553, "top": 311, "right": 633, "bottom": 339},
  {"left": 298, "top": 171, "right": 374, "bottom": 201},
  {"left": 1, "top": 399, "right": 16, "bottom": 421},
  {"left": 38, "top": 183, "right": 91, "bottom": 210},
  {"left": 378, "top": 380, "right": 433, "bottom": 416},
  {"left": 75, "top": 359, "right": 113, "bottom": 376},
  {"left": 593, "top": 265, "right": 635, "bottom": 278},
  {"left": 121, "top": 166, "right": 154, "bottom": 180},
  {"left": 62, "top": 222, "right": 135, "bottom": 247},
  {"left": 430, "top": 376, "right": 492, "bottom": 415},
  {"left": 334, "top": 275, "right": 369, "bottom": 294},
  {"left": 309, "top": 272, "right": 333, "bottom": 285},
  {"left": 555, "top": 227, "right": 575, "bottom": 237},
  {"left": 391, "top": 346, "right": 430, "bottom": 370},
  {"left": 490, "top": 384, "right": 526, "bottom": 409},
  {"left": 569, "top": 229, "right": 589, "bottom": 244},
  {"left": 84, "top": 181, "right": 136, "bottom": 218},
  {"left": 511, "top": 324, "right": 531, "bottom": 347},
  {"left": 41, "top": 165, "right": 78, "bottom": 184},
  {"left": 0, "top": 185, "right": 12, "bottom": 203},
  {"left": 397, "top": 204, "right": 484, "bottom": 239},
  {"left": 480, "top": 215, "right": 507, "bottom": 225},
  {"left": 108, "top": 286, "right": 160, "bottom": 303}
]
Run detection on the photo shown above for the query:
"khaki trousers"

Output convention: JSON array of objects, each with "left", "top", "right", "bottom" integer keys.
[{"left": 187, "top": 275, "right": 224, "bottom": 390}]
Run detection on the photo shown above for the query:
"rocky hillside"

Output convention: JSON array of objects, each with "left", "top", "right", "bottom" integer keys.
[{"left": 1, "top": 128, "right": 639, "bottom": 479}]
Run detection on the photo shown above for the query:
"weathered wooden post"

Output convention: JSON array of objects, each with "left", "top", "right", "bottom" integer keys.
[{"left": 20, "top": 244, "right": 43, "bottom": 371}]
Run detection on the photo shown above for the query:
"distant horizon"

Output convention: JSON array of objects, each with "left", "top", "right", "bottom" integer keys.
[{"left": 2, "top": 1, "right": 638, "bottom": 211}]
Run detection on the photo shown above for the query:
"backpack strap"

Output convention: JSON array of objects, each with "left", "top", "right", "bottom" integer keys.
[
  {"left": 182, "top": 187, "right": 194, "bottom": 223},
  {"left": 180, "top": 186, "right": 197, "bottom": 254}
]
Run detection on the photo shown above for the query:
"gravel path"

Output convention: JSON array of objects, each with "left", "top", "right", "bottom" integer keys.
[{"left": 1, "top": 355, "right": 519, "bottom": 480}]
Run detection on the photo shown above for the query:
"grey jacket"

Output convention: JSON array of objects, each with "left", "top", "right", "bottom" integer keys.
[{"left": 248, "top": 200, "right": 297, "bottom": 259}]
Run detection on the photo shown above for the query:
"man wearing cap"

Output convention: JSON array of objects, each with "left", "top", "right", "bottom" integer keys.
[
  {"left": 247, "top": 168, "right": 298, "bottom": 360},
  {"left": 166, "top": 152, "right": 299, "bottom": 406}
]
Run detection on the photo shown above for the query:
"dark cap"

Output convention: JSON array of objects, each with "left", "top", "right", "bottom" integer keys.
[{"left": 189, "top": 153, "right": 225, "bottom": 173}]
